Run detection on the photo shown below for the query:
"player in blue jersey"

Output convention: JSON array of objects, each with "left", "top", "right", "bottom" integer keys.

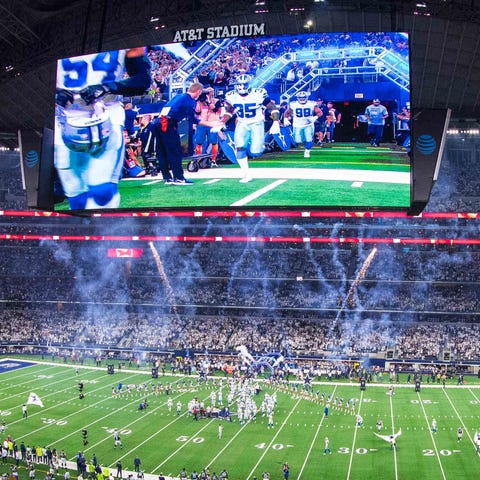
[
  {"left": 284, "top": 91, "right": 321, "bottom": 158},
  {"left": 153, "top": 82, "right": 223, "bottom": 185},
  {"left": 55, "top": 47, "right": 151, "bottom": 210},
  {"left": 365, "top": 98, "right": 388, "bottom": 146},
  {"left": 223, "top": 74, "right": 278, "bottom": 183}
]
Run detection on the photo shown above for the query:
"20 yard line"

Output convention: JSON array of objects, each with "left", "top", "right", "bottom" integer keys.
[
  {"left": 443, "top": 388, "right": 477, "bottom": 451},
  {"left": 230, "top": 179, "right": 287, "bottom": 207},
  {"left": 417, "top": 391, "right": 447, "bottom": 480},
  {"left": 297, "top": 386, "right": 337, "bottom": 480}
]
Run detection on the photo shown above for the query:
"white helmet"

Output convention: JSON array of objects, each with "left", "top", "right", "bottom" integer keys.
[
  {"left": 235, "top": 74, "right": 252, "bottom": 95},
  {"left": 297, "top": 91, "right": 309, "bottom": 104}
]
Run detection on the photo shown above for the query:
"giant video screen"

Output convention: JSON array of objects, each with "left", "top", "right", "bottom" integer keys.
[{"left": 53, "top": 31, "right": 411, "bottom": 212}]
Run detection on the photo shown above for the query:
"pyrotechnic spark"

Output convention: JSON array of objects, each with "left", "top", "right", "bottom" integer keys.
[
  {"left": 327, "top": 246, "right": 378, "bottom": 349},
  {"left": 148, "top": 241, "right": 178, "bottom": 316},
  {"left": 344, "top": 246, "right": 378, "bottom": 307}
]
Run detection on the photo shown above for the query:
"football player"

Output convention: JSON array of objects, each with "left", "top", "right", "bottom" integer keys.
[
  {"left": 194, "top": 87, "right": 223, "bottom": 166},
  {"left": 55, "top": 47, "right": 151, "bottom": 210},
  {"left": 284, "top": 91, "right": 321, "bottom": 158},
  {"left": 222, "top": 74, "right": 279, "bottom": 182}
]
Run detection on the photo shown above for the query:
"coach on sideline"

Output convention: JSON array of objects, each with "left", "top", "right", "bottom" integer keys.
[{"left": 153, "top": 83, "right": 223, "bottom": 185}]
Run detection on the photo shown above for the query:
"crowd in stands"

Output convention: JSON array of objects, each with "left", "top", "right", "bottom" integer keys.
[
  {"left": 2, "top": 306, "right": 480, "bottom": 362},
  {"left": 133, "top": 32, "right": 410, "bottom": 104},
  {"left": 184, "top": 32, "right": 409, "bottom": 93}
]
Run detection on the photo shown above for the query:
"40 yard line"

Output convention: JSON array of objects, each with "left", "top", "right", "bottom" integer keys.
[
  {"left": 245, "top": 397, "right": 302, "bottom": 480},
  {"left": 297, "top": 385, "right": 338, "bottom": 479}
]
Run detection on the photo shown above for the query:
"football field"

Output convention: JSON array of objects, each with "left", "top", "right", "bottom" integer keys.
[
  {"left": 1, "top": 359, "right": 480, "bottom": 480},
  {"left": 55, "top": 144, "right": 410, "bottom": 211}
]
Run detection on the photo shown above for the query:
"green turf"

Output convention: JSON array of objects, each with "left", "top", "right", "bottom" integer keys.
[
  {"left": 54, "top": 144, "right": 410, "bottom": 211},
  {"left": 1, "top": 360, "right": 479, "bottom": 480}
]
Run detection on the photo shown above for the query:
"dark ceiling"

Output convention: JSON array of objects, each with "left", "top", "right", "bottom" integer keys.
[{"left": 0, "top": 0, "right": 479, "bottom": 148}]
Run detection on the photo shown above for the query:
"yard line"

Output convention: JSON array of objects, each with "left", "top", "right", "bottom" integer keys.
[
  {"left": 149, "top": 384, "right": 256, "bottom": 473},
  {"left": 110, "top": 387, "right": 225, "bottom": 472},
  {"left": 0, "top": 360, "right": 56, "bottom": 379},
  {"left": 205, "top": 417, "right": 255, "bottom": 470},
  {"left": 151, "top": 418, "right": 217, "bottom": 473},
  {"left": 416, "top": 391, "right": 447, "bottom": 480},
  {"left": 245, "top": 397, "right": 302, "bottom": 480},
  {"left": 7, "top": 370, "right": 110, "bottom": 426},
  {"left": 79, "top": 378, "right": 188, "bottom": 456},
  {"left": 15, "top": 372, "right": 142, "bottom": 438},
  {"left": 230, "top": 179, "right": 287, "bottom": 207},
  {"left": 56, "top": 381, "right": 184, "bottom": 452},
  {"left": 442, "top": 388, "right": 477, "bottom": 451},
  {"left": 0, "top": 364, "right": 63, "bottom": 394},
  {"left": 297, "top": 386, "right": 337, "bottom": 480},
  {"left": 346, "top": 390, "right": 364, "bottom": 480},
  {"left": 468, "top": 387, "right": 480, "bottom": 403},
  {"left": 389, "top": 393, "right": 398, "bottom": 480}
]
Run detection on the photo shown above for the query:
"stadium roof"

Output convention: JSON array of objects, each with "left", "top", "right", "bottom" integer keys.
[{"left": 0, "top": 0, "right": 479, "bottom": 148}]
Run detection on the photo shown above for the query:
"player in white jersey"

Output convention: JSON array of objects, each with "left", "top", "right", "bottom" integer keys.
[
  {"left": 55, "top": 47, "right": 151, "bottom": 210},
  {"left": 284, "top": 91, "right": 320, "bottom": 158},
  {"left": 223, "top": 74, "right": 278, "bottom": 183}
]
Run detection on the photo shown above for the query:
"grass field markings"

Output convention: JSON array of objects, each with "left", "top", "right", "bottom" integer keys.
[
  {"left": 188, "top": 166, "right": 409, "bottom": 184},
  {"left": 468, "top": 387, "right": 480, "bottom": 404},
  {"left": 54, "top": 381, "right": 187, "bottom": 456},
  {"left": 416, "top": 391, "right": 447, "bottom": 480},
  {"left": 14, "top": 372, "right": 142, "bottom": 438},
  {"left": 0, "top": 362, "right": 58, "bottom": 382},
  {"left": 5, "top": 369, "right": 113, "bottom": 426},
  {"left": 230, "top": 179, "right": 287, "bottom": 207},
  {"left": 389, "top": 393, "right": 399, "bottom": 480},
  {"left": 79, "top": 388, "right": 190, "bottom": 462},
  {"left": 346, "top": 389, "right": 364, "bottom": 480},
  {"left": 203, "top": 179, "right": 221, "bottom": 184},
  {"left": 245, "top": 397, "right": 302, "bottom": 480},
  {"left": 297, "top": 386, "right": 338, "bottom": 480},
  {"left": 111, "top": 386, "right": 226, "bottom": 472},
  {"left": 142, "top": 179, "right": 164, "bottom": 186},
  {"left": 442, "top": 389, "right": 477, "bottom": 453},
  {"left": 150, "top": 417, "right": 217, "bottom": 473},
  {"left": 0, "top": 364, "right": 74, "bottom": 396}
]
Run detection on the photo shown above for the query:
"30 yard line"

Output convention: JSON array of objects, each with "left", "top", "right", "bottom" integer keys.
[
  {"left": 346, "top": 389, "right": 364, "bottom": 480},
  {"left": 10, "top": 370, "right": 117, "bottom": 431},
  {"left": 389, "top": 392, "right": 398, "bottom": 480},
  {"left": 417, "top": 391, "right": 447, "bottom": 480},
  {"left": 297, "top": 386, "right": 337, "bottom": 479}
]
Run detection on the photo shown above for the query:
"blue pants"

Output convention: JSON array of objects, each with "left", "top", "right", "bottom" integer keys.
[
  {"left": 154, "top": 119, "right": 185, "bottom": 181},
  {"left": 368, "top": 124, "right": 384, "bottom": 145}
]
